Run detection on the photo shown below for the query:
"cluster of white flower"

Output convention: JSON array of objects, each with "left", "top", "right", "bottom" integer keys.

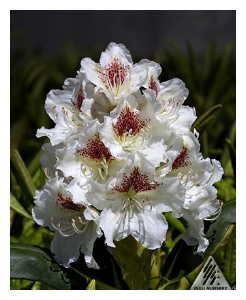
[{"left": 32, "top": 42, "right": 224, "bottom": 269}]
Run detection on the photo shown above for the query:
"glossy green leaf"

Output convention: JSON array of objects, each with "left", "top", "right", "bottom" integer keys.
[
  {"left": 202, "top": 198, "right": 236, "bottom": 257},
  {"left": 10, "top": 242, "right": 117, "bottom": 290},
  {"left": 10, "top": 242, "right": 72, "bottom": 290}
]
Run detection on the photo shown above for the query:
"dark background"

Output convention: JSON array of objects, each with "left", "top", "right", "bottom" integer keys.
[{"left": 10, "top": 10, "right": 236, "bottom": 60}]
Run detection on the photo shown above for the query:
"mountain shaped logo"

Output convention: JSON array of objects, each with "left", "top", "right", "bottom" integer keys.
[{"left": 190, "top": 256, "right": 231, "bottom": 290}]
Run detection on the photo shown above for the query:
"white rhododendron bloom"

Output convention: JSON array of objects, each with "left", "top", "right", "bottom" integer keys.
[
  {"left": 87, "top": 152, "right": 185, "bottom": 249},
  {"left": 80, "top": 42, "right": 148, "bottom": 104},
  {"left": 164, "top": 131, "right": 224, "bottom": 251},
  {"left": 32, "top": 42, "right": 223, "bottom": 269},
  {"left": 32, "top": 175, "right": 102, "bottom": 268}
]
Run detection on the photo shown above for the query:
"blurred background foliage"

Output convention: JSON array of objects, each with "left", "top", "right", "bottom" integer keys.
[{"left": 10, "top": 39, "right": 236, "bottom": 289}]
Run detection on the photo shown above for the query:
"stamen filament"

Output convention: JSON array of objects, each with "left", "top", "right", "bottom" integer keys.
[{"left": 71, "top": 218, "right": 89, "bottom": 234}]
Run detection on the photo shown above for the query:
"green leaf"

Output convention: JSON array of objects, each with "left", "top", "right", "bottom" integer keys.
[
  {"left": 157, "top": 271, "right": 185, "bottom": 290},
  {"left": 225, "top": 138, "right": 236, "bottom": 179},
  {"left": 202, "top": 198, "right": 236, "bottom": 257},
  {"left": 223, "top": 225, "right": 236, "bottom": 286},
  {"left": 110, "top": 256, "right": 126, "bottom": 290},
  {"left": 161, "top": 198, "right": 236, "bottom": 281},
  {"left": 161, "top": 238, "right": 203, "bottom": 281},
  {"left": 113, "top": 235, "right": 153, "bottom": 289},
  {"left": 165, "top": 212, "right": 186, "bottom": 233},
  {"left": 10, "top": 192, "right": 33, "bottom": 219},
  {"left": 10, "top": 279, "right": 38, "bottom": 290},
  {"left": 86, "top": 279, "right": 96, "bottom": 290},
  {"left": 10, "top": 149, "right": 36, "bottom": 203},
  {"left": 10, "top": 242, "right": 72, "bottom": 290},
  {"left": 195, "top": 115, "right": 216, "bottom": 134},
  {"left": 10, "top": 242, "right": 117, "bottom": 290},
  {"left": 191, "top": 104, "right": 222, "bottom": 134},
  {"left": 215, "top": 177, "right": 236, "bottom": 202}
]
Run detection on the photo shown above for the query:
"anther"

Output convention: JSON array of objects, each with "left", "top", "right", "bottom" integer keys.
[
  {"left": 177, "top": 172, "right": 183, "bottom": 180},
  {"left": 78, "top": 216, "right": 87, "bottom": 225},
  {"left": 52, "top": 105, "right": 58, "bottom": 119},
  {"left": 71, "top": 218, "right": 89, "bottom": 234}
]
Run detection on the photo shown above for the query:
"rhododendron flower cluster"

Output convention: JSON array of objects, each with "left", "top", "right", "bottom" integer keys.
[{"left": 32, "top": 42, "right": 223, "bottom": 269}]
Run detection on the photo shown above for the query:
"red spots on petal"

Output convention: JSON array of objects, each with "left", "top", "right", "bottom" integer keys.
[
  {"left": 172, "top": 146, "right": 191, "bottom": 170},
  {"left": 112, "top": 166, "right": 160, "bottom": 194},
  {"left": 148, "top": 75, "right": 159, "bottom": 97},
  {"left": 76, "top": 133, "right": 113, "bottom": 162},
  {"left": 56, "top": 193, "right": 85, "bottom": 211},
  {"left": 98, "top": 57, "right": 129, "bottom": 90},
  {"left": 113, "top": 105, "right": 149, "bottom": 138},
  {"left": 71, "top": 85, "right": 85, "bottom": 111}
]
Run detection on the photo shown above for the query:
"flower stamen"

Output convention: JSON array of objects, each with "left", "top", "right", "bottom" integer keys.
[
  {"left": 50, "top": 217, "right": 73, "bottom": 237},
  {"left": 71, "top": 218, "right": 89, "bottom": 234},
  {"left": 204, "top": 200, "right": 223, "bottom": 221}
]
